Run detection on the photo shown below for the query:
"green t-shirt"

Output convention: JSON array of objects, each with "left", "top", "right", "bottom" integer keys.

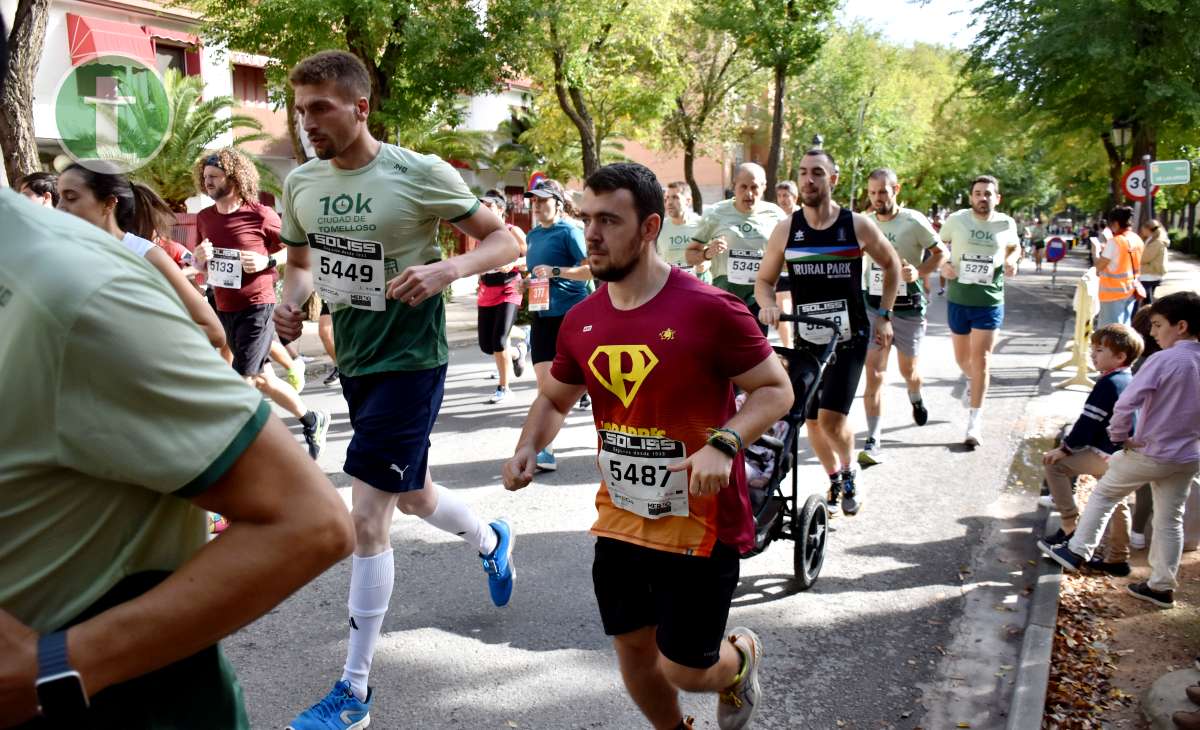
[
  {"left": 0, "top": 190, "right": 268, "bottom": 726},
  {"left": 940, "top": 208, "right": 1020, "bottom": 307},
  {"left": 281, "top": 144, "right": 480, "bottom": 376},
  {"left": 657, "top": 212, "right": 711, "bottom": 282},
  {"left": 864, "top": 207, "right": 941, "bottom": 318},
  {"left": 691, "top": 199, "right": 787, "bottom": 304}
]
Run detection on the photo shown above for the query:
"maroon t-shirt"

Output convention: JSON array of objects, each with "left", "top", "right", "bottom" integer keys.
[
  {"left": 551, "top": 267, "right": 773, "bottom": 556},
  {"left": 196, "top": 201, "right": 283, "bottom": 312}
]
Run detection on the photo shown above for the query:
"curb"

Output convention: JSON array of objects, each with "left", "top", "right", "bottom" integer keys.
[
  {"left": 1006, "top": 508, "right": 1064, "bottom": 729},
  {"left": 1006, "top": 304, "right": 1076, "bottom": 730}
]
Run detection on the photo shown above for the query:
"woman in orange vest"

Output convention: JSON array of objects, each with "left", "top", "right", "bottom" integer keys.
[{"left": 1096, "top": 206, "right": 1144, "bottom": 327}]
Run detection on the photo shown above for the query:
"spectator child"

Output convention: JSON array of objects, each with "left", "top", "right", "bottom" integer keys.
[
  {"left": 1039, "top": 292, "right": 1200, "bottom": 608},
  {"left": 1039, "top": 324, "right": 1143, "bottom": 575}
]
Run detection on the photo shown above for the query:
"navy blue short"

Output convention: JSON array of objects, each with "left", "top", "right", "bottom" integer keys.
[
  {"left": 340, "top": 364, "right": 447, "bottom": 492},
  {"left": 947, "top": 301, "right": 1005, "bottom": 335}
]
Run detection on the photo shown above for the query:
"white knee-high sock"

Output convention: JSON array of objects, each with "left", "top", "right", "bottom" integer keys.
[
  {"left": 341, "top": 549, "right": 394, "bottom": 702},
  {"left": 423, "top": 485, "right": 498, "bottom": 556}
]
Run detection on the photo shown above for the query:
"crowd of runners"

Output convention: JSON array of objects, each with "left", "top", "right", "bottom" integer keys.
[{"left": 3, "top": 36, "right": 1198, "bottom": 730}]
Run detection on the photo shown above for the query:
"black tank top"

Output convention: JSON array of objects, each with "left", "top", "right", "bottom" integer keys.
[{"left": 785, "top": 207, "right": 868, "bottom": 343}]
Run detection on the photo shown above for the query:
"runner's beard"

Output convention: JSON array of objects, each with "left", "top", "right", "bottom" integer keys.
[
  {"left": 874, "top": 201, "right": 896, "bottom": 216},
  {"left": 973, "top": 201, "right": 992, "bottom": 216},
  {"left": 801, "top": 189, "right": 828, "bottom": 208},
  {"left": 589, "top": 241, "right": 643, "bottom": 282}
]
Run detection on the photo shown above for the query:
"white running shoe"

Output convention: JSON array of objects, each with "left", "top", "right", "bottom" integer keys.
[
  {"left": 964, "top": 420, "right": 982, "bottom": 448},
  {"left": 1037, "top": 495, "right": 1057, "bottom": 509},
  {"left": 489, "top": 386, "right": 509, "bottom": 404}
]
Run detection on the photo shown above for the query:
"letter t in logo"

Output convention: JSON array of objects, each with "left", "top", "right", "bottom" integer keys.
[{"left": 83, "top": 76, "right": 133, "bottom": 153}]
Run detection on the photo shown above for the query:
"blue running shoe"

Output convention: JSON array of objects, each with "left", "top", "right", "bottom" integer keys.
[
  {"left": 535, "top": 447, "right": 557, "bottom": 472},
  {"left": 286, "top": 680, "right": 371, "bottom": 730},
  {"left": 480, "top": 519, "right": 515, "bottom": 607}
]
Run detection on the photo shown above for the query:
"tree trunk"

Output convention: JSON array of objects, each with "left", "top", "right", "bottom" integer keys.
[
  {"left": 683, "top": 136, "right": 702, "bottom": 214},
  {"left": 1100, "top": 131, "right": 1123, "bottom": 210},
  {"left": 285, "top": 85, "right": 309, "bottom": 165},
  {"left": 551, "top": 48, "right": 599, "bottom": 179},
  {"left": 764, "top": 64, "right": 786, "bottom": 202},
  {"left": 1188, "top": 200, "right": 1196, "bottom": 237},
  {"left": 0, "top": 0, "right": 50, "bottom": 186}
]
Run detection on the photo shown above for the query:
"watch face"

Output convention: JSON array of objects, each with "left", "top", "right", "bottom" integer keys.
[{"left": 36, "top": 672, "right": 89, "bottom": 717}]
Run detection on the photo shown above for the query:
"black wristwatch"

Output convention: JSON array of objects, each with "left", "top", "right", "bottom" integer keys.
[
  {"left": 267, "top": 256, "right": 278, "bottom": 270},
  {"left": 36, "top": 631, "right": 89, "bottom": 722},
  {"left": 551, "top": 266, "right": 562, "bottom": 278}
]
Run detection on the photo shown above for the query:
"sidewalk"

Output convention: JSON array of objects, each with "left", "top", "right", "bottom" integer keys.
[{"left": 1007, "top": 247, "right": 1200, "bottom": 726}]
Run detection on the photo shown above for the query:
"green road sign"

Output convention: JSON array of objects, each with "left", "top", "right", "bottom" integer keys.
[
  {"left": 54, "top": 54, "right": 171, "bottom": 174},
  {"left": 1149, "top": 160, "right": 1191, "bottom": 186}
]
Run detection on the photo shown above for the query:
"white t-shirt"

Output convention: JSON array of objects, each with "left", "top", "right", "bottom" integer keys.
[
  {"left": 1100, "top": 230, "right": 1143, "bottom": 274},
  {"left": 121, "top": 232, "right": 155, "bottom": 258}
]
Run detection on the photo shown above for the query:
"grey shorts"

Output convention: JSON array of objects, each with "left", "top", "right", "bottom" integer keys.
[{"left": 867, "top": 311, "right": 926, "bottom": 358}]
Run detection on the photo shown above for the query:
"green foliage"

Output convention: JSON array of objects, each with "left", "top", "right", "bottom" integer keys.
[
  {"left": 132, "top": 70, "right": 275, "bottom": 209},
  {"left": 965, "top": 0, "right": 1200, "bottom": 205},
  {"left": 658, "top": 9, "right": 761, "bottom": 208},
  {"left": 490, "top": 0, "right": 682, "bottom": 179},
  {"left": 197, "top": 0, "right": 520, "bottom": 142}
]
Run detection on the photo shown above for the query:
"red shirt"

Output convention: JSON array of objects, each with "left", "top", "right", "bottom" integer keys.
[
  {"left": 552, "top": 267, "right": 773, "bottom": 556},
  {"left": 196, "top": 201, "right": 283, "bottom": 312},
  {"left": 155, "top": 237, "right": 193, "bottom": 269}
]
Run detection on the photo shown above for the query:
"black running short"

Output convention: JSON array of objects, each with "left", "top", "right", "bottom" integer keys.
[
  {"left": 530, "top": 314, "right": 564, "bottom": 364},
  {"left": 798, "top": 334, "right": 869, "bottom": 420},
  {"left": 592, "top": 537, "right": 740, "bottom": 669},
  {"left": 478, "top": 302, "right": 519, "bottom": 354},
  {"left": 320, "top": 299, "right": 330, "bottom": 316},
  {"left": 217, "top": 304, "right": 275, "bottom": 377}
]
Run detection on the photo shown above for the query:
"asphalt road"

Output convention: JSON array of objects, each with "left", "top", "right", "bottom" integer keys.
[{"left": 224, "top": 246, "right": 1169, "bottom": 729}]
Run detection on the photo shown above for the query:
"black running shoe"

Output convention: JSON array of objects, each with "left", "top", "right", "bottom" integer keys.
[
  {"left": 827, "top": 478, "right": 842, "bottom": 516},
  {"left": 512, "top": 342, "right": 525, "bottom": 378},
  {"left": 1086, "top": 557, "right": 1131, "bottom": 577},
  {"left": 912, "top": 399, "right": 929, "bottom": 426},
  {"left": 578, "top": 393, "right": 591, "bottom": 410},
  {"left": 323, "top": 367, "right": 340, "bottom": 386},
  {"left": 303, "top": 410, "right": 330, "bottom": 460},
  {"left": 1126, "top": 581, "right": 1174, "bottom": 608}
]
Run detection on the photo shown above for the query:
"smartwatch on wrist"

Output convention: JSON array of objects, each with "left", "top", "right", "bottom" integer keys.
[
  {"left": 551, "top": 266, "right": 562, "bottom": 278},
  {"left": 36, "top": 631, "right": 89, "bottom": 721},
  {"left": 877, "top": 308, "right": 893, "bottom": 321}
]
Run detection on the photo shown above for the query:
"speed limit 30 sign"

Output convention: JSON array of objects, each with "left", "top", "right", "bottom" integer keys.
[{"left": 1122, "top": 165, "right": 1160, "bottom": 201}]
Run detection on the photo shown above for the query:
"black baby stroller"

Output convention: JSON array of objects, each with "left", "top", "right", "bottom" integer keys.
[{"left": 740, "top": 314, "right": 841, "bottom": 590}]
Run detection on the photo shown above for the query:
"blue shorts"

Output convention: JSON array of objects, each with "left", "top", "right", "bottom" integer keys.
[
  {"left": 947, "top": 302, "right": 1004, "bottom": 335},
  {"left": 340, "top": 364, "right": 447, "bottom": 492}
]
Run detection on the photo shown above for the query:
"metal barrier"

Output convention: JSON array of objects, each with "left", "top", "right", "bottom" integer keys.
[{"left": 1052, "top": 269, "right": 1099, "bottom": 389}]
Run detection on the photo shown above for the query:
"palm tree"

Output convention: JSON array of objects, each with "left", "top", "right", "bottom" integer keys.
[{"left": 133, "top": 70, "right": 277, "bottom": 210}]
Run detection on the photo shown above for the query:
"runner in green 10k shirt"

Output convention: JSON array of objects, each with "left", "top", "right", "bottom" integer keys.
[
  {"left": 687, "top": 163, "right": 787, "bottom": 313},
  {"left": 274, "top": 50, "right": 521, "bottom": 730},
  {"left": 857, "top": 168, "right": 946, "bottom": 467},
  {"left": 937, "top": 175, "right": 1021, "bottom": 449},
  {"left": 657, "top": 180, "right": 710, "bottom": 282}
]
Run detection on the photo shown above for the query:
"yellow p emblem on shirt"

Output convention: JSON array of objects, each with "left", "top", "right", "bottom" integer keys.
[{"left": 588, "top": 345, "right": 659, "bottom": 409}]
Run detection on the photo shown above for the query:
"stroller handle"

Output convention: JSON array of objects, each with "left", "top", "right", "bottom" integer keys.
[{"left": 778, "top": 313, "right": 842, "bottom": 339}]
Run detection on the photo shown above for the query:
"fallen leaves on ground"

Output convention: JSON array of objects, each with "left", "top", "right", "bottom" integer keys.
[{"left": 1042, "top": 574, "right": 1135, "bottom": 728}]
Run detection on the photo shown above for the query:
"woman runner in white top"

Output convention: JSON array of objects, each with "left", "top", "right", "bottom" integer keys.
[{"left": 56, "top": 163, "right": 225, "bottom": 348}]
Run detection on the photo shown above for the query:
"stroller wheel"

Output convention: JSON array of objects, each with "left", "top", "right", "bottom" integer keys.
[{"left": 794, "top": 494, "right": 828, "bottom": 591}]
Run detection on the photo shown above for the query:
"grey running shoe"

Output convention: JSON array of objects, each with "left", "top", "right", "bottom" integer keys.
[
  {"left": 841, "top": 470, "right": 861, "bottom": 516},
  {"left": 717, "top": 627, "right": 763, "bottom": 730}
]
